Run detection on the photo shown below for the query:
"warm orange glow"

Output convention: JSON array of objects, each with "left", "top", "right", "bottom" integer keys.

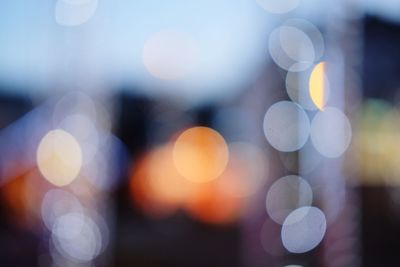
[
  {"left": 37, "top": 129, "right": 82, "bottom": 187},
  {"left": 129, "top": 141, "right": 242, "bottom": 224},
  {"left": 0, "top": 172, "right": 47, "bottom": 229},
  {"left": 184, "top": 181, "right": 242, "bottom": 225},
  {"left": 309, "top": 62, "right": 328, "bottom": 110},
  {"left": 1, "top": 175, "right": 29, "bottom": 225},
  {"left": 130, "top": 144, "right": 194, "bottom": 218},
  {"left": 183, "top": 143, "right": 267, "bottom": 224},
  {"left": 172, "top": 127, "right": 229, "bottom": 183},
  {"left": 147, "top": 144, "right": 194, "bottom": 204},
  {"left": 182, "top": 142, "right": 269, "bottom": 224}
]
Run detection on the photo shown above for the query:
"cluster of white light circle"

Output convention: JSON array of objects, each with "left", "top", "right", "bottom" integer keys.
[
  {"left": 264, "top": 17, "right": 352, "bottom": 158},
  {"left": 266, "top": 175, "right": 312, "bottom": 224},
  {"left": 268, "top": 18, "right": 324, "bottom": 72},
  {"left": 51, "top": 212, "right": 103, "bottom": 262},
  {"left": 265, "top": 175, "right": 326, "bottom": 253},
  {"left": 36, "top": 92, "right": 116, "bottom": 265},
  {"left": 37, "top": 92, "right": 117, "bottom": 190},
  {"left": 281, "top": 206, "right": 326, "bottom": 253},
  {"left": 263, "top": 101, "right": 310, "bottom": 152},
  {"left": 261, "top": 9, "right": 352, "bottom": 256},
  {"left": 263, "top": 101, "right": 352, "bottom": 158},
  {"left": 41, "top": 189, "right": 108, "bottom": 264}
]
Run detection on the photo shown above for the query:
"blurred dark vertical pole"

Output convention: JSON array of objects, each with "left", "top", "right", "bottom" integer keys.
[
  {"left": 240, "top": 64, "right": 285, "bottom": 267},
  {"left": 321, "top": 1, "right": 363, "bottom": 267}
]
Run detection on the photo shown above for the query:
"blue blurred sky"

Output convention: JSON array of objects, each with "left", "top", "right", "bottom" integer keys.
[{"left": 2, "top": 0, "right": 388, "bottom": 103}]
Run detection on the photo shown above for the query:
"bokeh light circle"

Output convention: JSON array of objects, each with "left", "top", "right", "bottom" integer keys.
[
  {"left": 173, "top": 126, "right": 229, "bottom": 183},
  {"left": 130, "top": 143, "right": 199, "bottom": 218},
  {"left": 284, "top": 18, "right": 324, "bottom": 61},
  {"left": 147, "top": 144, "right": 194, "bottom": 205},
  {"left": 184, "top": 181, "right": 242, "bottom": 225},
  {"left": 37, "top": 129, "right": 82, "bottom": 186},
  {"left": 310, "top": 107, "right": 352, "bottom": 158},
  {"left": 41, "top": 189, "right": 83, "bottom": 231},
  {"left": 269, "top": 26, "right": 315, "bottom": 71},
  {"left": 281, "top": 206, "right": 327, "bottom": 253},
  {"left": 269, "top": 19, "right": 324, "bottom": 72},
  {"left": 266, "top": 175, "right": 313, "bottom": 224},
  {"left": 263, "top": 101, "right": 310, "bottom": 152},
  {"left": 51, "top": 212, "right": 102, "bottom": 262}
]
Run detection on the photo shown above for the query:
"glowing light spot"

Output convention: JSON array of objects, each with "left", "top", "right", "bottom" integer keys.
[
  {"left": 41, "top": 189, "right": 83, "bottom": 231},
  {"left": 281, "top": 206, "right": 327, "bottom": 253},
  {"left": 37, "top": 129, "right": 82, "bottom": 186},
  {"left": 130, "top": 142, "right": 240, "bottom": 224},
  {"left": 309, "top": 62, "right": 329, "bottom": 110},
  {"left": 173, "top": 127, "right": 229, "bottom": 183},
  {"left": 143, "top": 30, "right": 197, "bottom": 80},
  {"left": 280, "top": 27, "right": 314, "bottom": 63},
  {"left": 266, "top": 175, "right": 313, "bottom": 224},
  {"left": 130, "top": 144, "right": 194, "bottom": 218},
  {"left": 256, "top": 0, "right": 300, "bottom": 14},
  {"left": 0, "top": 172, "right": 46, "bottom": 229},
  {"left": 269, "top": 26, "right": 315, "bottom": 71},
  {"left": 310, "top": 107, "right": 352, "bottom": 158},
  {"left": 184, "top": 182, "right": 241, "bottom": 225},
  {"left": 269, "top": 19, "right": 324, "bottom": 72},
  {"left": 285, "top": 19, "right": 324, "bottom": 60},
  {"left": 55, "top": 0, "right": 98, "bottom": 27},
  {"left": 148, "top": 145, "right": 194, "bottom": 202},
  {"left": 130, "top": 161, "right": 177, "bottom": 218},
  {"left": 51, "top": 212, "right": 102, "bottom": 262},
  {"left": 263, "top": 101, "right": 310, "bottom": 152}
]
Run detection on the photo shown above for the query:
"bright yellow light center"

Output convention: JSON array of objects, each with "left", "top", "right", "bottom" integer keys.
[
  {"left": 309, "top": 62, "right": 328, "bottom": 110},
  {"left": 37, "top": 129, "right": 82, "bottom": 186}
]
